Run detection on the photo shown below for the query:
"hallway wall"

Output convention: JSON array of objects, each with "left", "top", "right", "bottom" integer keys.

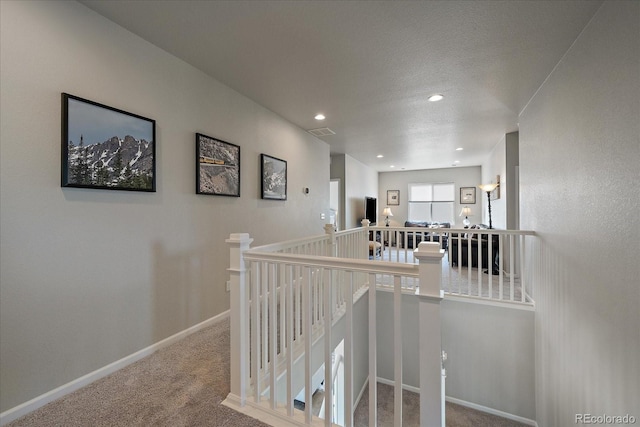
[
  {"left": 519, "top": 2, "right": 640, "bottom": 425},
  {"left": 0, "top": 0, "right": 330, "bottom": 412}
]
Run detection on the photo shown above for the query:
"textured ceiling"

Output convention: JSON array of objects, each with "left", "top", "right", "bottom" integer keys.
[{"left": 80, "top": 0, "right": 602, "bottom": 171}]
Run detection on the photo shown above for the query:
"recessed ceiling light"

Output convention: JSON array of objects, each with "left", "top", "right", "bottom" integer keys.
[
  {"left": 377, "top": 154, "right": 384, "bottom": 158},
  {"left": 314, "top": 114, "right": 325, "bottom": 121},
  {"left": 390, "top": 165, "right": 395, "bottom": 168},
  {"left": 428, "top": 94, "right": 444, "bottom": 102},
  {"left": 456, "top": 147, "right": 463, "bottom": 151},
  {"left": 454, "top": 160, "right": 460, "bottom": 163}
]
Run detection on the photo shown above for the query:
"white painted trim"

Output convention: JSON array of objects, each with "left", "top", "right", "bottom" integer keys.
[
  {"left": 445, "top": 396, "right": 537, "bottom": 426},
  {"left": 353, "top": 377, "right": 369, "bottom": 411},
  {"left": 0, "top": 310, "right": 230, "bottom": 426},
  {"left": 223, "top": 394, "right": 337, "bottom": 427},
  {"left": 376, "top": 376, "right": 420, "bottom": 394},
  {"left": 443, "top": 293, "right": 535, "bottom": 311}
]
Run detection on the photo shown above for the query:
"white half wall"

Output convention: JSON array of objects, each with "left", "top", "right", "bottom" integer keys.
[
  {"left": 0, "top": 0, "right": 329, "bottom": 412},
  {"left": 375, "top": 291, "right": 535, "bottom": 421},
  {"left": 519, "top": 2, "right": 640, "bottom": 425}
]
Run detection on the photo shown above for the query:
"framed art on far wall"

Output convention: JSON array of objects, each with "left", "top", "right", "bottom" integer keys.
[
  {"left": 387, "top": 190, "right": 400, "bottom": 206},
  {"left": 261, "top": 154, "right": 287, "bottom": 200},
  {"left": 460, "top": 187, "right": 476, "bottom": 204},
  {"left": 61, "top": 93, "right": 156, "bottom": 192},
  {"left": 490, "top": 175, "right": 501, "bottom": 201},
  {"left": 196, "top": 133, "right": 240, "bottom": 197}
]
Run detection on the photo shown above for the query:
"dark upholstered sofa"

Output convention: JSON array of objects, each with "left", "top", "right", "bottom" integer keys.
[
  {"left": 449, "top": 225, "right": 499, "bottom": 272},
  {"left": 399, "top": 221, "right": 450, "bottom": 250}
]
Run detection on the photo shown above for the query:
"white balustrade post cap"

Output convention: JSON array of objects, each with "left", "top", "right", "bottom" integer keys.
[
  {"left": 417, "top": 241, "right": 441, "bottom": 252},
  {"left": 361, "top": 219, "right": 371, "bottom": 227},
  {"left": 226, "top": 233, "right": 253, "bottom": 243},
  {"left": 414, "top": 241, "right": 445, "bottom": 259}
]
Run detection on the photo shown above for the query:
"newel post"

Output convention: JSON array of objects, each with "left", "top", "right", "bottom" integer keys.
[
  {"left": 413, "top": 241, "right": 446, "bottom": 427},
  {"left": 324, "top": 223, "right": 337, "bottom": 257},
  {"left": 226, "top": 233, "right": 253, "bottom": 404},
  {"left": 361, "top": 219, "right": 371, "bottom": 259}
]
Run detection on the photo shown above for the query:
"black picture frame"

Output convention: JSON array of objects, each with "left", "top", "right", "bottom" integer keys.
[
  {"left": 260, "top": 154, "right": 287, "bottom": 200},
  {"left": 387, "top": 190, "right": 400, "bottom": 206},
  {"left": 460, "top": 187, "right": 476, "bottom": 204},
  {"left": 61, "top": 93, "right": 156, "bottom": 192},
  {"left": 196, "top": 133, "right": 240, "bottom": 197}
]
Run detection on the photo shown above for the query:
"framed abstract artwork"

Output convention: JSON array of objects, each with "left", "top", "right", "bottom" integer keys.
[
  {"left": 61, "top": 93, "right": 156, "bottom": 192},
  {"left": 387, "top": 190, "right": 400, "bottom": 206},
  {"left": 460, "top": 187, "right": 476, "bottom": 204}
]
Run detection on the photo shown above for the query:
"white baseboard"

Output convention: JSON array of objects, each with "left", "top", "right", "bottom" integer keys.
[
  {"left": 223, "top": 394, "right": 331, "bottom": 427},
  {"left": 353, "top": 377, "right": 369, "bottom": 411},
  {"left": 446, "top": 396, "right": 537, "bottom": 426},
  {"left": 376, "top": 376, "right": 420, "bottom": 393},
  {"left": 0, "top": 310, "right": 230, "bottom": 426},
  {"left": 376, "top": 377, "right": 537, "bottom": 426}
]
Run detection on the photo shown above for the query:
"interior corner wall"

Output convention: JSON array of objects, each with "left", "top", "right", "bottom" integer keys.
[
  {"left": 0, "top": 0, "right": 330, "bottom": 412},
  {"left": 505, "top": 132, "right": 519, "bottom": 230},
  {"left": 378, "top": 166, "right": 481, "bottom": 228},
  {"left": 481, "top": 137, "right": 507, "bottom": 229},
  {"left": 342, "top": 155, "right": 378, "bottom": 229},
  {"left": 330, "top": 154, "right": 347, "bottom": 231},
  {"left": 519, "top": 2, "right": 640, "bottom": 426}
]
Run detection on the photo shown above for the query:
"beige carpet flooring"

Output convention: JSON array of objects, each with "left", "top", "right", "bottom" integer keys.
[{"left": 8, "top": 318, "right": 528, "bottom": 426}]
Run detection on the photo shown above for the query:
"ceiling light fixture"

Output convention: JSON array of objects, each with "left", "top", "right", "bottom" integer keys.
[
  {"left": 456, "top": 147, "right": 464, "bottom": 151},
  {"left": 377, "top": 154, "right": 384, "bottom": 158},
  {"left": 428, "top": 94, "right": 444, "bottom": 102},
  {"left": 314, "top": 114, "right": 325, "bottom": 121},
  {"left": 390, "top": 165, "right": 395, "bottom": 168}
]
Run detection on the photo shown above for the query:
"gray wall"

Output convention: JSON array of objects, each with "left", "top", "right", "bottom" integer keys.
[
  {"left": 519, "top": 2, "right": 640, "bottom": 425},
  {"left": 505, "top": 132, "right": 520, "bottom": 230},
  {"left": 379, "top": 166, "right": 481, "bottom": 228},
  {"left": 331, "top": 154, "right": 378, "bottom": 229},
  {"left": 441, "top": 299, "right": 535, "bottom": 420},
  {"left": 376, "top": 291, "right": 535, "bottom": 420},
  {"left": 330, "top": 155, "right": 347, "bottom": 230},
  {"left": 481, "top": 137, "right": 507, "bottom": 229},
  {"left": 0, "top": 1, "right": 330, "bottom": 412}
]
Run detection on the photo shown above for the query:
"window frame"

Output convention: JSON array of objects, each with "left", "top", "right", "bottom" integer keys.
[{"left": 407, "top": 182, "right": 455, "bottom": 223}]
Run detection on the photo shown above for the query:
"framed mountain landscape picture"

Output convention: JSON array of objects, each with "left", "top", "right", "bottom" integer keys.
[
  {"left": 61, "top": 93, "right": 156, "bottom": 192},
  {"left": 260, "top": 154, "right": 287, "bottom": 200},
  {"left": 196, "top": 133, "right": 240, "bottom": 197}
]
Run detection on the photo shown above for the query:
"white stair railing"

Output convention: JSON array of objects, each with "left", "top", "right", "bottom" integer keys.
[
  {"left": 365, "top": 224, "right": 536, "bottom": 306},
  {"left": 225, "top": 225, "right": 535, "bottom": 426},
  {"left": 225, "top": 231, "right": 445, "bottom": 427}
]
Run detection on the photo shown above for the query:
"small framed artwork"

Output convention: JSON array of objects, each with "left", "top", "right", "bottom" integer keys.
[
  {"left": 387, "top": 190, "right": 400, "bottom": 206},
  {"left": 490, "top": 175, "right": 501, "bottom": 201},
  {"left": 61, "top": 93, "right": 156, "bottom": 192},
  {"left": 261, "top": 154, "right": 287, "bottom": 200},
  {"left": 460, "top": 187, "right": 476, "bottom": 204},
  {"left": 196, "top": 133, "right": 240, "bottom": 197}
]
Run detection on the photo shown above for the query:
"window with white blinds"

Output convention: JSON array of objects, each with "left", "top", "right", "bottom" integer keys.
[{"left": 408, "top": 183, "right": 455, "bottom": 223}]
